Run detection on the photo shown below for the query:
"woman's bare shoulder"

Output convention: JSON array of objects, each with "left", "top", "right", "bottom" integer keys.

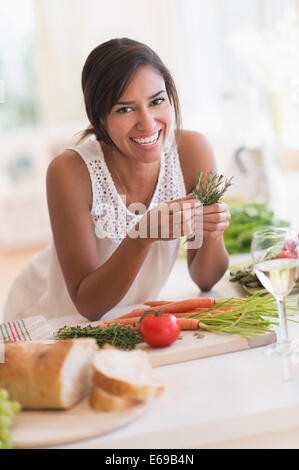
[
  {"left": 176, "top": 130, "right": 218, "bottom": 193},
  {"left": 46, "top": 149, "right": 92, "bottom": 211}
]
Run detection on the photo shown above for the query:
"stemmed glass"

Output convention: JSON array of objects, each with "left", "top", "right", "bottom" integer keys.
[{"left": 251, "top": 227, "right": 299, "bottom": 356}]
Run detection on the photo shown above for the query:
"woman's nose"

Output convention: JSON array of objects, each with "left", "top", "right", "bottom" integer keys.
[{"left": 136, "top": 109, "right": 155, "bottom": 131}]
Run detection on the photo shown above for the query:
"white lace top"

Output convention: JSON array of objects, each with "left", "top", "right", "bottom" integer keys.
[{"left": 2, "top": 136, "right": 187, "bottom": 322}]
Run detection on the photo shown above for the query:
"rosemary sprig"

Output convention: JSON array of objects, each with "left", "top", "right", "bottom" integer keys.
[
  {"left": 184, "top": 171, "right": 234, "bottom": 245},
  {"left": 56, "top": 323, "right": 143, "bottom": 350},
  {"left": 191, "top": 171, "right": 234, "bottom": 205}
]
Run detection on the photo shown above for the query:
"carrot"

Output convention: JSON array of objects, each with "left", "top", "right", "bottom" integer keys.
[
  {"left": 189, "top": 307, "right": 211, "bottom": 313},
  {"left": 117, "top": 304, "right": 212, "bottom": 321},
  {"left": 176, "top": 318, "right": 200, "bottom": 330},
  {"left": 216, "top": 306, "right": 235, "bottom": 312},
  {"left": 116, "top": 308, "right": 149, "bottom": 320},
  {"left": 102, "top": 315, "right": 200, "bottom": 331},
  {"left": 106, "top": 312, "right": 199, "bottom": 324},
  {"left": 144, "top": 301, "right": 173, "bottom": 307},
  {"left": 158, "top": 298, "right": 215, "bottom": 313},
  {"left": 172, "top": 312, "right": 207, "bottom": 318},
  {"left": 102, "top": 317, "right": 140, "bottom": 326}
]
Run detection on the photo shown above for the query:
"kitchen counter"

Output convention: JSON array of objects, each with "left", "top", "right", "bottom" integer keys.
[{"left": 50, "top": 255, "right": 299, "bottom": 449}]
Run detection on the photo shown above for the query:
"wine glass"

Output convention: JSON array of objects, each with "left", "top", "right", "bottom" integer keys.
[{"left": 251, "top": 227, "right": 299, "bottom": 356}]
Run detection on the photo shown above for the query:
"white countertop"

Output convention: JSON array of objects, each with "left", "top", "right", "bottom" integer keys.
[{"left": 50, "top": 255, "right": 299, "bottom": 449}]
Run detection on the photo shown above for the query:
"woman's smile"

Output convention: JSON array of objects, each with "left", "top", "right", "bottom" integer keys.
[{"left": 129, "top": 129, "right": 162, "bottom": 149}]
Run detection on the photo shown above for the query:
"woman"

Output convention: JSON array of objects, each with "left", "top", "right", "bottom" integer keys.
[{"left": 3, "top": 38, "right": 231, "bottom": 323}]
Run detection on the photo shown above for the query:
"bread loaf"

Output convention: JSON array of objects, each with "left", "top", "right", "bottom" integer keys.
[
  {"left": 0, "top": 339, "right": 97, "bottom": 409},
  {"left": 91, "top": 348, "right": 164, "bottom": 407}
]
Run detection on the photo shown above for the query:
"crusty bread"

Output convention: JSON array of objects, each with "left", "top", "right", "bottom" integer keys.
[
  {"left": 0, "top": 339, "right": 97, "bottom": 409},
  {"left": 90, "top": 385, "right": 134, "bottom": 411},
  {"left": 92, "top": 348, "right": 165, "bottom": 401}
]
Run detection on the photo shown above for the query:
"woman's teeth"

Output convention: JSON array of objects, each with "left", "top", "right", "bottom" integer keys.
[{"left": 131, "top": 131, "right": 160, "bottom": 146}]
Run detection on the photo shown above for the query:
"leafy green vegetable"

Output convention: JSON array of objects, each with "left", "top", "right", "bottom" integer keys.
[
  {"left": 223, "top": 202, "right": 290, "bottom": 254},
  {"left": 229, "top": 264, "right": 299, "bottom": 290},
  {"left": 56, "top": 323, "right": 143, "bottom": 350}
]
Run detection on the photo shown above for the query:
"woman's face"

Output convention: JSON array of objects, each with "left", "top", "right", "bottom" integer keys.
[{"left": 104, "top": 65, "right": 173, "bottom": 163}]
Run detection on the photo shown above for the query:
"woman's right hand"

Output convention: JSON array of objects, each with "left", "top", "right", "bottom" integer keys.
[{"left": 128, "top": 194, "right": 202, "bottom": 246}]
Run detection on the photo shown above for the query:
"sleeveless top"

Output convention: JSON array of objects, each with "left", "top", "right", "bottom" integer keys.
[{"left": 2, "top": 136, "right": 187, "bottom": 322}]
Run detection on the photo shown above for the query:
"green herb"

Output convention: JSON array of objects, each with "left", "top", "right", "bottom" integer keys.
[
  {"left": 229, "top": 265, "right": 262, "bottom": 288},
  {"left": 194, "top": 332, "right": 205, "bottom": 339},
  {"left": 184, "top": 291, "right": 299, "bottom": 338},
  {"left": 223, "top": 202, "right": 290, "bottom": 254},
  {"left": 56, "top": 323, "right": 143, "bottom": 350},
  {"left": 229, "top": 264, "right": 299, "bottom": 291},
  {"left": 183, "top": 171, "right": 234, "bottom": 245},
  {"left": 191, "top": 171, "right": 234, "bottom": 205}
]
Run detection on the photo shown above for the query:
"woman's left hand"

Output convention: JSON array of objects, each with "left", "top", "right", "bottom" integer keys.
[{"left": 199, "top": 202, "right": 231, "bottom": 240}]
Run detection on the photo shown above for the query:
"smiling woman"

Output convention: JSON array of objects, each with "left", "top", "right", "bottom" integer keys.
[
  {"left": 101, "top": 66, "right": 173, "bottom": 208},
  {"left": 3, "top": 38, "right": 231, "bottom": 323}
]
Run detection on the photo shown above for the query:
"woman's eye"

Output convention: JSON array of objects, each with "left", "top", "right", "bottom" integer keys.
[
  {"left": 151, "top": 98, "right": 165, "bottom": 106},
  {"left": 116, "top": 107, "right": 133, "bottom": 114}
]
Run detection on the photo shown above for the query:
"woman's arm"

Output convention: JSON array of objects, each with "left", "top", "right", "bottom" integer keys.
[
  {"left": 178, "top": 131, "right": 231, "bottom": 291},
  {"left": 47, "top": 151, "right": 153, "bottom": 321},
  {"left": 47, "top": 151, "right": 196, "bottom": 321}
]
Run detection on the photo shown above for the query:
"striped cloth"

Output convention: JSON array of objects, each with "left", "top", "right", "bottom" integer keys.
[{"left": 0, "top": 316, "right": 55, "bottom": 343}]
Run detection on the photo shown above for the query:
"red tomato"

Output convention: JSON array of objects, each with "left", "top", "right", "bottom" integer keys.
[
  {"left": 274, "top": 250, "right": 297, "bottom": 259},
  {"left": 138, "top": 312, "right": 180, "bottom": 348},
  {"left": 283, "top": 239, "right": 296, "bottom": 252}
]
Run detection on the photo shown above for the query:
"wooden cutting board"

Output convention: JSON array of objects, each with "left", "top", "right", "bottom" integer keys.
[
  {"left": 11, "top": 330, "right": 276, "bottom": 448},
  {"left": 12, "top": 398, "right": 149, "bottom": 449},
  {"left": 137, "top": 330, "right": 276, "bottom": 367}
]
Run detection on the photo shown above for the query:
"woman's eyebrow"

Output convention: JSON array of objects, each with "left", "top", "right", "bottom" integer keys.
[{"left": 115, "top": 89, "right": 166, "bottom": 105}]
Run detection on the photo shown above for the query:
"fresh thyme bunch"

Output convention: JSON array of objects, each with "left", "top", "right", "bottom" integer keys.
[
  {"left": 56, "top": 323, "right": 143, "bottom": 350},
  {"left": 191, "top": 171, "right": 234, "bottom": 205}
]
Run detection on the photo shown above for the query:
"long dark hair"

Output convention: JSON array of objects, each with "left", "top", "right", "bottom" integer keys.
[{"left": 76, "top": 38, "right": 181, "bottom": 146}]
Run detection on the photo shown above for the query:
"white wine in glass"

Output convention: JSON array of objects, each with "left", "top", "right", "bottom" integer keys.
[{"left": 251, "top": 227, "right": 299, "bottom": 356}]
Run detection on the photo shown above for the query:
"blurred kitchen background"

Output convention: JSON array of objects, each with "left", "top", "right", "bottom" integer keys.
[{"left": 1, "top": 0, "right": 299, "bottom": 314}]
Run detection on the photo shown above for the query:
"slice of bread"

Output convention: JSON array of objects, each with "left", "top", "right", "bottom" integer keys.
[
  {"left": 0, "top": 338, "right": 97, "bottom": 409},
  {"left": 92, "top": 347, "right": 164, "bottom": 401},
  {"left": 90, "top": 385, "right": 134, "bottom": 411}
]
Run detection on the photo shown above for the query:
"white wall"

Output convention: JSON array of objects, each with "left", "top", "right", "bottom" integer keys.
[{"left": 32, "top": 0, "right": 176, "bottom": 126}]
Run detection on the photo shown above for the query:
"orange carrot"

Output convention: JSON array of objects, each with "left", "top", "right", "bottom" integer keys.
[
  {"left": 176, "top": 318, "right": 200, "bottom": 330},
  {"left": 102, "top": 317, "right": 140, "bottom": 325},
  {"left": 106, "top": 312, "right": 198, "bottom": 324},
  {"left": 144, "top": 301, "right": 173, "bottom": 307},
  {"left": 116, "top": 308, "right": 150, "bottom": 320},
  {"left": 102, "top": 315, "right": 200, "bottom": 330},
  {"left": 189, "top": 307, "right": 211, "bottom": 313},
  {"left": 117, "top": 304, "right": 212, "bottom": 321},
  {"left": 118, "top": 310, "right": 207, "bottom": 323},
  {"left": 172, "top": 312, "right": 206, "bottom": 318},
  {"left": 158, "top": 298, "right": 215, "bottom": 313}
]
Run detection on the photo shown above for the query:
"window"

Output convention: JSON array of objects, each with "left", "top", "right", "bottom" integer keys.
[{"left": 0, "top": 0, "right": 36, "bottom": 130}]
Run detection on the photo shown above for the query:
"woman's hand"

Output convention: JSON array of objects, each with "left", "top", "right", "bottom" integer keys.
[
  {"left": 201, "top": 202, "right": 231, "bottom": 240},
  {"left": 129, "top": 194, "right": 201, "bottom": 246}
]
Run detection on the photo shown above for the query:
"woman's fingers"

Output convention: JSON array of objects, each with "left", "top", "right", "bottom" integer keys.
[
  {"left": 203, "top": 212, "right": 230, "bottom": 223},
  {"left": 136, "top": 196, "right": 204, "bottom": 242},
  {"left": 203, "top": 221, "right": 230, "bottom": 232},
  {"left": 203, "top": 202, "right": 228, "bottom": 214},
  {"left": 165, "top": 198, "right": 201, "bottom": 213}
]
